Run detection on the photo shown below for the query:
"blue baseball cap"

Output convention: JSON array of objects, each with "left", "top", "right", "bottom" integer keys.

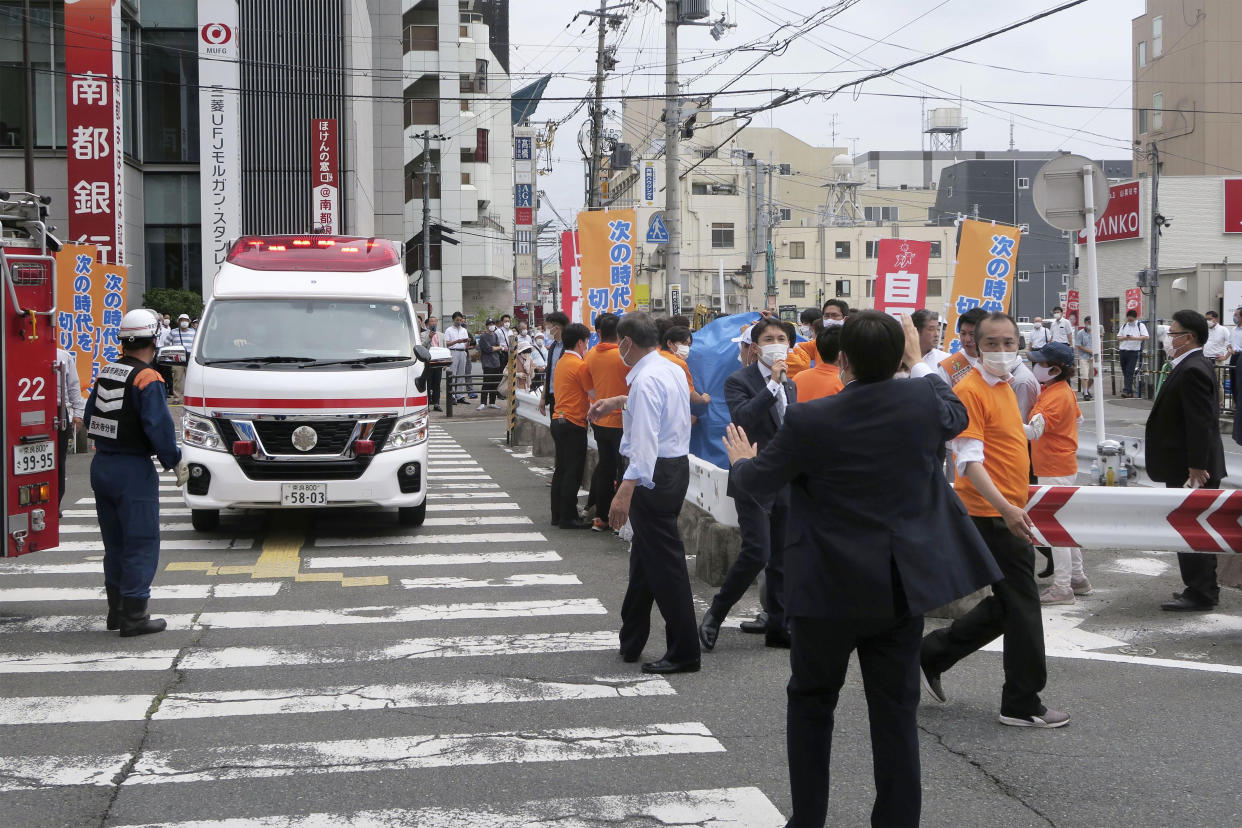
[{"left": 1029, "top": 341, "right": 1074, "bottom": 365}]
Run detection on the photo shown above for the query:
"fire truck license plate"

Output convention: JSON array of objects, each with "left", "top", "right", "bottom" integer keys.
[
  {"left": 13, "top": 441, "right": 55, "bottom": 476},
  {"left": 281, "top": 483, "right": 327, "bottom": 506}
]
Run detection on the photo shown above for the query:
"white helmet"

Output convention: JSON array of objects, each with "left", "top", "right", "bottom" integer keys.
[{"left": 119, "top": 308, "right": 161, "bottom": 343}]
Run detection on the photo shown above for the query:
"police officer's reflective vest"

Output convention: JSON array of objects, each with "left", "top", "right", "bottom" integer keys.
[{"left": 86, "top": 356, "right": 156, "bottom": 453}]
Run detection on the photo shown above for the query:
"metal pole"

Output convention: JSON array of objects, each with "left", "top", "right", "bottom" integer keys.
[
  {"left": 589, "top": 0, "right": 607, "bottom": 210},
  {"left": 421, "top": 130, "right": 432, "bottom": 303},
  {"left": 21, "top": 0, "right": 35, "bottom": 191},
  {"left": 1148, "top": 141, "right": 1161, "bottom": 398},
  {"left": 664, "top": 0, "right": 681, "bottom": 292},
  {"left": 1082, "top": 164, "right": 1107, "bottom": 448},
  {"left": 718, "top": 259, "right": 725, "bottom": 314}
]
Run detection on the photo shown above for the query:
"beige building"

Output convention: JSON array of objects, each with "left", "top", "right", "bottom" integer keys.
[
  {"left": 608, "top": 102, "right": 956, "bottom": 315},
  {"left": 1133, "top": 1, "right": 1242, "bottom": 176}
]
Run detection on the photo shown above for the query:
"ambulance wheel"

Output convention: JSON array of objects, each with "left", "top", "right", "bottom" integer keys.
[
  {"left": 397, "top": 503, "right": 426, "bottom": 528},
  {"left": 191, "top": 509, "right": 220, "bottom": 532}
]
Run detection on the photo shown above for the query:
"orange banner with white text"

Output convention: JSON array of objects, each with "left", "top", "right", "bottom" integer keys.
[
  {"left": 942, "top": 220, "right": 1021, "bottom": 354},
  {"left": 576, "top": 209, "right": 637, "bottom": 334}
]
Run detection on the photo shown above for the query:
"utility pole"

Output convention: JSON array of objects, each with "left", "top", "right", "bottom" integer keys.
[
  {"left": 589, "top": 0, "right": 607, "bottom": 209},
  {"left": 664, "top": 0, "right": 681, "bottom": 297},
  {"left": 418, "top": 130, "right": 446, "bottom": 303},
  {"left": 765, "top": 160, "right": 776, "bottom": 310},
  {"left": 21, "top": 0, "right": 35, "bottom": 191},
  {"left": 1148, "top": 140, "right": 1161, "bottom": 394}
]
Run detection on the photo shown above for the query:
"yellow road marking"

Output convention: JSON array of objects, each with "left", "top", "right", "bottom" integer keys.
[{"left": 163, "top": 515, "right": 388, "bottom": 587}]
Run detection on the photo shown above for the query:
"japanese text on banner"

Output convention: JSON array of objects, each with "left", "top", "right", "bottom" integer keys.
[
  {"left": 942, "top": 219, "right": 1021, "bottom": 354},
  {"left": 55, "top": 244, "right": 127, "bottom": 398},
  {"left": 577, "top": 210, "right": 637, "bottom": 340},
  {"left": 873, "top": 239, "right": 931, "bottom": 319}
]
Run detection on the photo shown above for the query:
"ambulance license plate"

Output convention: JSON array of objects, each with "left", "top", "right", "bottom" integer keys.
[
  {"left": 281, "top": 482, "right": 327, "bottom": 506},
  {"left": 13, "top": 441, "right": 55, "bottom": 476}
]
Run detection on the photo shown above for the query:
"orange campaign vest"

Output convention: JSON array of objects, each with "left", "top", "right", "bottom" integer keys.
[{"left": 939, "top": 352, "right": 974, "bottom": 387}]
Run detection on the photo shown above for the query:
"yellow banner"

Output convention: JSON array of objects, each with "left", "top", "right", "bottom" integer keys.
[
  {"left": 577, "top": 209, "right": 637, "bottom": 329},
  {"left": 55, "top": 244, "right": 128, "bottom": 397},
  {"left": 942, "top": 220, "right": 1021, "bottom": 353}
]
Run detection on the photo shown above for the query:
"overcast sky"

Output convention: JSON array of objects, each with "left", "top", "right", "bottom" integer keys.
[{"left": 508, "top": 0, "right": 1146, "bottom": 231}]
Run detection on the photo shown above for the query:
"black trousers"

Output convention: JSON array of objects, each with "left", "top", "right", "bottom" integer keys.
[
  {"left": 619, "top": 456, "right": 699, "bottom": 664},
  {"left": 920, "top": 516, "right": 1047, "bottom": 718},
  {"left": 1168, "top": 480, "right": 1221, "bottom": 604},
  {"left": 481, "top": 364, "right": 502, "bottom": 405},
  {"left": 787, "top": 613, "right": 924, "bottom": 828},
  {"left": 426, "top": 366, "right": 442, "bottom": 406},
  {"left": 710, "top": 492, "right": 787, "bottom": 629},
  {"left": 56, "top": 422, "right": 72, "bottom": 506},
  {"left": 1120, "top": 349, "right": 1140, "bottom": 394},
  {"left": 549, "top": 419, "right": 587, "bottom": 526},
  {"left": 589, "top": 424, "right": 624, "bottom": 521}
]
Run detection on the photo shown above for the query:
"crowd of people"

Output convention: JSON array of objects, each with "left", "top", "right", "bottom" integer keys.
[{"left": 532, "top": 297, "right": 1233, "bottom": 827}]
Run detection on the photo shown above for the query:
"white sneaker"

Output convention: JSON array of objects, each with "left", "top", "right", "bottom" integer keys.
[
  {"left": 1071, "top": 578, "right": 1094, "bottom": 596},
  {"left": 476, "top": 404, "right": 486, "bottom": 411},
  {"left": 1039, "top": 586, "right": 1075, "bottom": 605},
  {"left": 999, "top": 708, "right": 1070, "bottom": 728},
  {"left": 489, "top": 403, "right": 502, "bottom": 409}
]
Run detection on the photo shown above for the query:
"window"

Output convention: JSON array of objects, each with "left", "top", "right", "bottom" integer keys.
[
  {"left": 144, "top": 174, "right": 202, "bottom": 293},
  {"left": 476, "top": 128, "right": 489, "bottom": 163},
  {"left": 1138, "top": 108, "right": 1148, "bottom": 134},
  {"left": 790, "top": 280, "right": 806, "bottom": 299},
  {"left": 1016, "top": 270, "right": 1030, "bottom": 282},
  {"left": 461, "top": 171, "right": 471, "bottom": 185},
  {"left": 1138, "top": 40, "right": 1147, "bottom": 68},
  {"left": 864, "top": 278, "right": 875, "bottom": 298},
  {"left": 1018, "top": 316, "right": 1031, "bottom": 324},
  {"left": 1062, "top": 274, "right": 1068, "bottom": 286},
  {"left": 1019, "top": 224, "right": 1030, "bottom": 235},
  {"left": 1017, "top": 178, "right": 1030, "bottom": 189},
  {"left": 0, "top": 2, "right": 67, "bottom": 150},
  {"left": 691, "top": 178, "right": 737, "bottom": 195},
  {"left": 929, "top": 241, "right": 942, "bottom": 258},
  {"left": 836, "top": 279, "right": 851, "bottom": 298},
  {"left": 779, "top": 208, "right": 792, "bottom": 222},
  {"left": 1152, "top": 16, "right": 1162, "bottom": 58},
  {"left": 864, "top": 206, "right": 898, "bottom": 222},
  {"left": 1152, "top": 92, "right": 1163, "bottom": 131},
  {"left": 865, "top": 240, "right": 878, "bottom": 258},
  {"left": 141, "top": 30, "right": 201, "bottom": 162},
  {"left": 789, "top": 241, "right": 805, "bottom": 259},
  {"left": 834, "top": 241, "right": 851, "bottom": 259},
  {"left": 926, "top": 278, "right": 942, "bottom": 297},
  {"left": 711, "top": 222, "right": 735, "bottom": 248}
]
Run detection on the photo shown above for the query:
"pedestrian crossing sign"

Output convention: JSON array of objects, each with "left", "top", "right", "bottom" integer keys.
[{"left": 646, "top": 213, "right": 669, "bottom": 244}]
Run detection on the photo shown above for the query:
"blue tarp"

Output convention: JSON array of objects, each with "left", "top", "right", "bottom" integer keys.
[{"left": 686, "top": 312, "right": 761, "bottom": 469}]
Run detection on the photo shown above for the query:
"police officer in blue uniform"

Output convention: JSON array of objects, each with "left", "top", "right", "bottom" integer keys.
[{"left": 84, "top": 308, "right": 184, "bottom": 636}]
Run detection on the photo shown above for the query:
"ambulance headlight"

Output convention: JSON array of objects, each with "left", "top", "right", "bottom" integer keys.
[
  {"left": 382, "top": 411, "right": 428, "bottom": 450},
  {"left": 183, "top": 411, "right": 226, "bottom": 452}
]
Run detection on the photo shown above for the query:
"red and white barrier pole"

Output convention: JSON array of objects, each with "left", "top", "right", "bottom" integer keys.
[{"left": 1027, "top": 486, "right": 1242, "bottom": 554}]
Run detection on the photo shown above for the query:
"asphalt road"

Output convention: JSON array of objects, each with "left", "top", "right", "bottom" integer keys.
[{"left": 1, "top": 418, "right": 1239, "bottom": 827}]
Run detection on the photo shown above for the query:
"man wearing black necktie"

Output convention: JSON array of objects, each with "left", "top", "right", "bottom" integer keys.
[{"left": 700, "top": 317, "right": 797, "bottom": 651}]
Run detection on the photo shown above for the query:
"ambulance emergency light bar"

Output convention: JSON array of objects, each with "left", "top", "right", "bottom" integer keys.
[{"left": 226, "top": 236, "right": 400, "bottom": 272}]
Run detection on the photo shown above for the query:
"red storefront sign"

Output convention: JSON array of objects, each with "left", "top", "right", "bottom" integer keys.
[
  {"left": 1126, "top": 287, "right": 1142, "bottom": 317},
  {"left": 1079, "top": 181, "right": 1140, "bottom": 244},
  {"left": 515, "top": 207, "right": 533, "bottom": 226},
  {"left": 1225, "top": 179, "right": 1242, "bottom": 234},
  {"left": 311, "top": 119, "right": 339, "bottom": 234},
  {"left": 1066, "top": 289, "right": 1080, "bottom": 328},
  {"left": 65, "top": 0, "right": 124, "bottom": 264},
  {"left": 873, "top": 238, "right": 931, "bottom": 318},
  {"left": 560, "top": 230, "right": 581, "bottom": 322}
]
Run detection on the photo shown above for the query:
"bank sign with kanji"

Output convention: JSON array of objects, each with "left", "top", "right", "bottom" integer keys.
[
  {"left": 942, "top": 219, "right": 1022, "bottom": 354},
  {"left": 577, "top": 210, "right": 637, "bottom": 336}
]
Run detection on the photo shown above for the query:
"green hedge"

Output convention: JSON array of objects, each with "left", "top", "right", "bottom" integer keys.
[{"left": 142, "top": 288, "right": 204, "bottom": 321}]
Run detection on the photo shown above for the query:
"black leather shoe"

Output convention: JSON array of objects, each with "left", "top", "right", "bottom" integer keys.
[
  {"left": 558, "top": 520, "right": 593, "bottom": 530},
  {"left": 1161, "top": 595, "right": 1216, "bottom": 612},
  {"left": 118, "top": 597, "right": 167, "bottom": 637},
  {"left": 764, "top": 628, "right": 792, "bottom": 649},
  {"left": 738, "top": 611, "right": 769, "bottom": 634},
  {"left": 105, "top": 585, "right": 122, "bottom": 631},
  {"left": 698, "top": 611, "right": 721, "bottom": 652},
  {"left": 641, "top": 658, "right": 700, "bottom": 675}
]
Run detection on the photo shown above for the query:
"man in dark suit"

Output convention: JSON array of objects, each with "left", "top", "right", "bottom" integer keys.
[
  {"left": 724, "top": 311, "right": 1000, "bottom": 828},
  {"left": 1145, "top": 309, "right": 1228, "bottom": 610},
  {"left": 700, "top": 317, "right": 798, "bottom": 651}
]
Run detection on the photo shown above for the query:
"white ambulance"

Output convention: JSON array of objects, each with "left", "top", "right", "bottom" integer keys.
[{"left": 179, "top": 236, "right": 449, "bottom": 531}]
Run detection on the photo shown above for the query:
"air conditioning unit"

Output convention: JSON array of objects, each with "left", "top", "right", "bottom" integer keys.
[
  {"left": 726, "top": 294, "right": 744, "bottom": 307},
  {"left": 652, "top": 297, "right": 666, "bottom": 310},
  {"left": 779, "top": 163, "right": 792, "bottom": 175}
]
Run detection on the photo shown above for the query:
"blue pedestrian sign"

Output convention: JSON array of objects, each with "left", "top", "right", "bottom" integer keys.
[{"left": 646, "top": 213, "right": 669, "bottom": 244}]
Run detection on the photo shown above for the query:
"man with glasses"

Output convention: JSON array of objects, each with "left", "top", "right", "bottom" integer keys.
[{"left": 1145, "top": 310, "right": 1227, "bottom": 611}]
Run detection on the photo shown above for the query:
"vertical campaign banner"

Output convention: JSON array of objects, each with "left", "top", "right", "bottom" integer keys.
[
  {"left": 560, "top": 230, "right": 581, "bottom": 322},
  {"left": 55, "top": 244, "right": 127, "bottom": 397},
  {"left": 65, "top": 0, "right": 125, "bottom": 264},
  {"left": 1066, "top": 289, "right": 1080, "bottom": 328},
  {"left": 198, "top": 1, "right": 241, "bottom": 293},
  {"left": 577, "top": 210, "right": 637, "bottom": 331},
  {"left": 311, "top": 118, "right": 339, "bottom": 234},
  {"left": 873, "top": 239, "right": 931, "bottom": 318},
  {"left": 942, "top": 219, "right": 1021, "bottom": 353},
  {"left": 1126, "top": 287, "right": 1142, "bottom": 317}
]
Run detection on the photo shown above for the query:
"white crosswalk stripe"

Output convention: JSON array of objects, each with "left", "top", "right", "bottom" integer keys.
[
  {"left": 400, "top": 573, "right": 581, "bottom": 589},
  {"left": 313, "top": 530, "right": 545, "bottom": 547},
  {"left": 0, "top": 583, "right": 280, "bottom": 602},
  {"left": 304, "top": 549, "right": 560, "bottom": 569}
]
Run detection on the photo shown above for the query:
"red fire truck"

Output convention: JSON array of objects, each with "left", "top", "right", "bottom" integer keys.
[{"left": 2, "top": 190, "right": 61, "bottom": 556}]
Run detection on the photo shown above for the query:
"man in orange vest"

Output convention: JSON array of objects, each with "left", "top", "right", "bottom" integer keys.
[{"left": 793, "top": 326, "right": 844, "bottom": 402}]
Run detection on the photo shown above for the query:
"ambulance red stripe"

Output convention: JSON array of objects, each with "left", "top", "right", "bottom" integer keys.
[{"left": 183, "top": 396, "right": 427, "bottom": 409}]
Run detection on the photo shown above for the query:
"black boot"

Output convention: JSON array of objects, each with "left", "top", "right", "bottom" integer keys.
[
  {"left": 105, "top": 585, "right": 122, "bottom": 631},
  {"left": 119, "top": 597, "right": 167, "bottom": 637}
]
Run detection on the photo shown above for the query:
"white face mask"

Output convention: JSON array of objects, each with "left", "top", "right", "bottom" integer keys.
[
  {"left": 1053, "top": 313, "right": 1062, "bottom": 320},
  {"left": 503, "top": 321, "right": 511, "bottom": 328},
  {"left": 980, "top": 350, "right": 1020, "bottom": 377},
  {"left": 179, "top": 321, "right": 189, "bottom": 329},
  {"left": 619, "top": 338, "right": 636, "bottom": 367},
  {"left": 823, "top": 318, "right": 844, "bottom": 328},
  {"left": 488, "top": 325, "right": 497, "bottom": 333},
  {"left": 759, "top": 343, "right": 788, "bottom": 367},
  {"left": 675, "top": 344, "right": 691, "bottom": 359},
  {"left": 1032, "top": 363, "right": 1060, "bottom": 384},
  {"left": 1208, "top": 320, "right": 1217, "bottom": 328}
]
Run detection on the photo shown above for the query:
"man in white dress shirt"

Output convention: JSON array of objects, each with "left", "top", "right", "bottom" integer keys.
[
  {"left": 444, "top": 311, "right": 472, "bottom": 404},
  {"left": 1048, "top": 307, "right": 1074, "bottom": 345},
  {"left": 588, "top": 312, "right": 699, "bottom": 675}
]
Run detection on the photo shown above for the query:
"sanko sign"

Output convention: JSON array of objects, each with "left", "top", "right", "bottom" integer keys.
[{"left": 1079, "top": 181, "right": 1141, "bottom": 243}]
